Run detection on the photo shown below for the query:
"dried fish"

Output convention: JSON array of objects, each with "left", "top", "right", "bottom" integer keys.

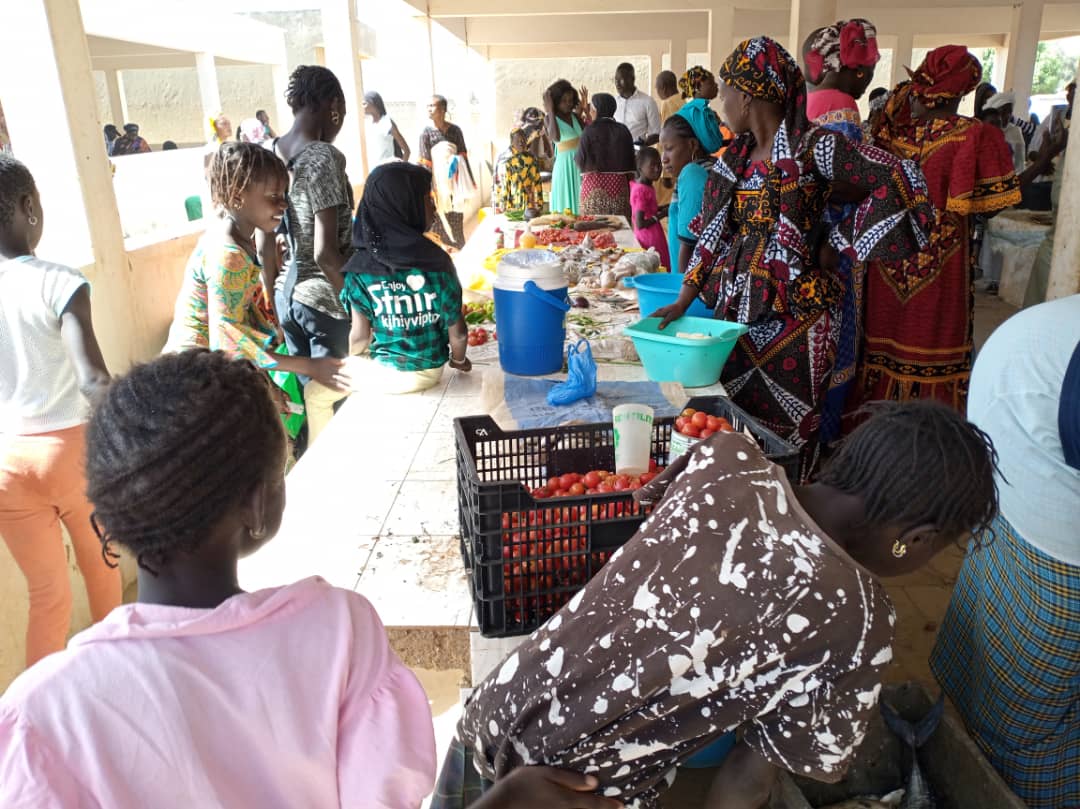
[{"left": 880, "top": 695, "right": 944, "bottom": 809}]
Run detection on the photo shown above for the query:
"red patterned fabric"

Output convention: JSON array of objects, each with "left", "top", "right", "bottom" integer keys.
[
  {"left": 579, "top": 171, "right": 632, "bottom": 222},
  {"left": 852, "top": 106, "right": 1021, "bottom": 415}
]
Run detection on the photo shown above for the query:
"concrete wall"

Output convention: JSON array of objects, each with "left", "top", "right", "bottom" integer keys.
[{"left": 93, "top": 10, "right": 324, "bottom": 148}]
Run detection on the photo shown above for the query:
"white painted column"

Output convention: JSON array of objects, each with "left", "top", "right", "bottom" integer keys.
[
  {"left": 649, "top": 48, "right": 665, "bottom": 90},
  {"left": 788, "top": 0, "right": 837, "bottom": 62},
  {"left": 669, "top": 38, "right": 688, "bottom": 81},
  {"left": 321, "top": 0, "right": 368, "bottom": 181},
  {"left": 271, "top": 63, "right": 292, "bottom": 140},
  {"left": 195, "top": 51, "right": 222, "bottom": 139},
  {"left": 991, "top": 46, "right": 1009, "bottom": 90},
  {"left": 0, "top": 0, "right": 136, "bottom": 369},
  {"left": 708, "top": 6, "right": 735, "bottom": 68},
  {"left": 1046, "top": 65, "right": 1080, "bottom": 298},
  {"left": 1003, "top": 0, "right": 1044, "bottom": 116},
  {"left": 891, "top": 32, "right": 915, "bottom": 89},
  {"left": 104, "top": 69, "right": 127, "bottom": 125}
]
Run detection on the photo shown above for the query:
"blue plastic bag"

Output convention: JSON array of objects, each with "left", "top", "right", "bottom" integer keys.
[{"left": 547, "top": 340, "right": 597, "bottom": 406}]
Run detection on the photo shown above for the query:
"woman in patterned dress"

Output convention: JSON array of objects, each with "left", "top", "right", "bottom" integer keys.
[
  {"left": 651, "top": 37, "right": 933, "bottom": 477},
  {"left": 166, "top": 143, "right": 349, "bottom": 398},
  {"left": 849, "top": 47, "right": 1020, "bottom": 418},
  {"left": 801, "top": 20, "right": 881, "bottom": 447},
  {"left": 576, "top": 93, "right": 636, "bottom": 221}
]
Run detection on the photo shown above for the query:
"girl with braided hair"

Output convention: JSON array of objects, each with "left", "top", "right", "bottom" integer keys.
[
  {"left": 166, "top": 142, "right": 350, "bottom": 404},
  {"left": 651, "top": 36, "right": 934, "bottom": 478},
  {"left": 0, "top": 349, "right": 635, "bottom": 809},
  {"left": 0, "top": 154, "right": 121, "bottom": 667}
]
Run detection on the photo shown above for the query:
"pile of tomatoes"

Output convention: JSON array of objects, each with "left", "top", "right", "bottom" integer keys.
[
  {"left": 529, "top": 460, "right": 664, "bottom": 499},
  {"left": 498, "top": 501, "right": 640, "bottom": 623},
  {"left": 675, "top": 408, "right": 735, "bottom": 439},
  {"left": 533, "top": 229, "right": 617, "bottom": 248},
  {"left": 467, "top": 327, "right": 491, "bottom": 347}
]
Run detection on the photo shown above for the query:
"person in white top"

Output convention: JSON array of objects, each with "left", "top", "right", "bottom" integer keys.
[
  {"left": 613, "top": 62, "right": 661, "bottom": 143},
  {"left": 983, "top": 92, "right": 1027, "bottom": 174},
  {"left": 363, "top": 91, "right": 410, "bottom": 166},
  {"left": 0, "top": 154, "right": 121, "bottom": 667}
]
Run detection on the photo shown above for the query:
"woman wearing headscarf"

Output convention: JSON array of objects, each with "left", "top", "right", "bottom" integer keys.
[
  {"left": 801, "top": 19, "right": 880, "bottom": 447},
  {"left": 652, "top": 36, "right": 933, "bottom": 478},
  {"left": 676, "top": 66, "right": 732, "bottom": 155},
  {"left": 339, "top": 162, "right": 470, "bottom": 395},
  {"left": 850, "top": 47, "right": 1020, "bottom": 418},
  {"left": 575, "top": 93, "right": 636, "bottom": 221}
]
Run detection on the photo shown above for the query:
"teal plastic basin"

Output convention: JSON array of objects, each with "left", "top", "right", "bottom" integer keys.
[{"left": 624, "top": 316, "right": 748, "bottom": 388}]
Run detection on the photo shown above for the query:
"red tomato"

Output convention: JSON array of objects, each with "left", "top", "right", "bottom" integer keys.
[
  {"left": 639, "top": 471, "right": 657, "bottom": 484},
  {"left": 683, "top": 424, "right": 702, "bottom": 438},
  {"left": 655, "top": 466, "right": 666, "bottom": 474},
  {"left": 691, "top": 411, "right": 708, "bottom": 429},
  {"left": 548, "top": 476, "right": 563, "bottom": 492},
  {"left": 629, "top": 481, "right": 642, "bottom": 490},
  {"left": 716, "top": 417, "right": 734, "bottom": 432},
  {"left": 649, "top": 458, "right": 658, "bottom": 472},
  {"left": 559, "top": 473, "right": 579, "bottom": 490},
  {"left": 705, "top": 415, "right": 721, "bottom": 432},
  {"left": 586, "top": 488, "right": 598, "bottom": 494},
  {"left": 532, "top": 487, "right": 551, "bottom": 499},
  {"left": 583, "top": 471, "right": 602, "bottom": 489},
  {"left": 613, "top": 476, "right": 630, "bottom": 491},
  {"left": 700, "top": 428, "right": 715, "bottom": 439},
  {"left": 568, "top": 482, "right": 586, "bottom": 495},
  {"left": 674, "top": 417, "right": 688, "bottom": 432},
  {"left": 597, "top": 482, "right": 614, "bottom": 493}
]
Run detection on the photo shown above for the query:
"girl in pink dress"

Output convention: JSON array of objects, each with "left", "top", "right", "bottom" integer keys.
[{"left": 629, "top": 146, "right": 671, "bottom": 269}]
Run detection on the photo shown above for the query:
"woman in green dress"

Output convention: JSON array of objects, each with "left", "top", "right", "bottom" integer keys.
[{"left": 543, "top": 79, "right": 586, "bottom": 215}]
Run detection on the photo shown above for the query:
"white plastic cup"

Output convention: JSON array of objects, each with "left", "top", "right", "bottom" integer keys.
[{"left": 613, "top": 404, "right": 655, "bottom": 476}]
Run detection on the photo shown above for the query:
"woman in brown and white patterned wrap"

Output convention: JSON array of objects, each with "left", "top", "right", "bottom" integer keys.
[{"left": 441, "top": 402, "right": 1000, "bottom": 809}]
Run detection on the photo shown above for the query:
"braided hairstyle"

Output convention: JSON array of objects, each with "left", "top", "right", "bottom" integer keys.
[
  {"left": 0, "top": 154, "right": 36, "bottom": 228},
  {"left": 285, "top": 65, "right": 344, "bottom": 114},
  {"left": 208, "top": 141, "right": 289, "bottom": 209},
  {"left": 86, "top": 350, "right": 286, "bottom": 573},
  {"left": 817, "top": 401, "right": 1000, "bottom": 547}
]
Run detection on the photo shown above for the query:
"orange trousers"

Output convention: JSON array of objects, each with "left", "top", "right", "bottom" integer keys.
[{"left": 0, "top": 425, "right": 121, "bottom": 666}]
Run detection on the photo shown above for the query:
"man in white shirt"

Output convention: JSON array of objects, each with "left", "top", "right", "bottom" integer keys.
[{"left": 613, "top": 63, "right": 660, "bottom": 143}]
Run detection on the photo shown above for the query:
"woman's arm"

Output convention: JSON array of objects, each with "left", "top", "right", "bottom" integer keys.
[
  {"left": 314, "top": 207, "right": 348, "bottom": 294},
  {"left": 703, "top": 742, "right": 777, "bottom": 809},
  {"left": 255, "top": 228, "right": 281, "bottom": 297},
  {"left": 349, "top": 308, "right": 372, "bottom": 355},
  {"left": 448, "top": 315, "right": 471, "bottom": 372},
  {"left": 59, "top": 286, "right": 110, "bottom": 405},
  {"left": 677, "top": 240, "right": 695, "bottom": 276},
  {"left": 390, "top": 121, "right": 411, "bottom": 163}
]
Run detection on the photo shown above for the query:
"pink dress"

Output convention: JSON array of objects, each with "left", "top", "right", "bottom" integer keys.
[
  {"left": 630, "top": 180, "right": 671, "bottom": 269},
  {"left": 0, "top": 577, "right": 436, "bottom": 808}
]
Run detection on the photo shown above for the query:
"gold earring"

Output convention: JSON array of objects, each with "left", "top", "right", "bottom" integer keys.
[
  {"left": 28, "top": 215, "right": 38, "bottom": 226},
  {"left": 249, "top": 525, "right": 266, "bottom": 541},
  {"left": 892, "top": 541, "right": 907, "bottom": 558},
  {"left": 331, "top": 110, "right": 341, "bottom": 126}
]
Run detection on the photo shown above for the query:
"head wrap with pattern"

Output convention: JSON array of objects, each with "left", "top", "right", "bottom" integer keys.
[
  {"left": 804, "top": 19, "right": 880, "bottom": 85},
  {"left": 908, "top": 46, "right": 982, "bottom": 110},
  {"left": 679, "top": 66, "right": 716, "bottom": 101}
]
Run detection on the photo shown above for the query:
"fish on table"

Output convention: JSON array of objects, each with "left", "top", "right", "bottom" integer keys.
[
  {"left": 879, "top": 693, "right": 945, "bottom": 809},
  {"left": 819, "top": 791, "right": 905, "bottom": 809}
]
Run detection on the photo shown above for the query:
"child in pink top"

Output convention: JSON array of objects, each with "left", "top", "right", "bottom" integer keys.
[
  {"left": 629, "top": 147, "right": 671, "bottom": 270},
  {"left": 0, "top": 350, "right": 619, "bottom": 809}
]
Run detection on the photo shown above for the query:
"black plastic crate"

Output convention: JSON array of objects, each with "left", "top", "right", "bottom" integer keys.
[{"left": 455, "top": 395, "right": 798, "bottom": 637}]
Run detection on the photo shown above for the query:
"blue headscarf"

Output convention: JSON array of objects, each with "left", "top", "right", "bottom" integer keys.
[{"left": 674, "top": 98, "right": 726, "bottom": 154}]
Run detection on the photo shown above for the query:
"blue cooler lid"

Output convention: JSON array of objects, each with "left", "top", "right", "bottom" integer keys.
[{"left": 495, "top": 249, "right": 567, "bottom": 292}]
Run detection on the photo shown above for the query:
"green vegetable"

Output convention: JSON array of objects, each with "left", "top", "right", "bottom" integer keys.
[
  {"left": 464, "top": 300, "right": 495, "bottom": 325},
  {"left": 504, "top": 209, "right": 525, "bottom": 222}
]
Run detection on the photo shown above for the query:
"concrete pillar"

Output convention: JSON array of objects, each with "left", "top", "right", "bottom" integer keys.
[
  {"left": 1003, "top": 0, "right": 1044, "bottom": 116},
  {"left": 105, "top": 69, "right": 126, "bottom": 126},
  {"left": 271, "top": 63, "right": 292, "bottom": 141},
  {"left": 789, "top": 0, "right": 837, "bottom": 63},
  {"left": 1046, "top": 65, "right": 1080, "bottom": 298},
  {"left": 0, "top": 0, "right": 137, "bottom": 370},
  {"left": 649, "top": 48, "right": 665, "bottom": 91},
  {"left": 991, "top": 46, "right": 1009, "bottom": 90},
  {"left": 321, "top": 0, "right": 369, "bottom": 181},
  {"left": 891, "top": 32, "right": 914, "bottom": 89},
  {"left": 195, "top": 51, "right": 222, "bottom": 140},
  {"left": 708, "top": 6, "right": 735, "bottom": 68},
  {"left": 669, "top": 38, "right": 688, "bottom": 81}
]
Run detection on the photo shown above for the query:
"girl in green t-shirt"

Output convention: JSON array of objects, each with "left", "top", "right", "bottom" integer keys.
[{"left": 340, "top": 162, "right": 470, "bottom": 394}]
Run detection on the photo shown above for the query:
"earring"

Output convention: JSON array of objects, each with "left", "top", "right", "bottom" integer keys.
[
  {"left": 28, "top": 212, "right": 38, "bottom": 226},
  {"left": 891, "top": 541, "right": 907, "bottom": 559},
  {"left": 331, "top": 110, "right": 341, "bottom": 126},
  {"left": 249, "top": 525, "right": 267, "bottom": 541},
  {"left": 857, "top": 70, "right": 866, "bottom": 79}
]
